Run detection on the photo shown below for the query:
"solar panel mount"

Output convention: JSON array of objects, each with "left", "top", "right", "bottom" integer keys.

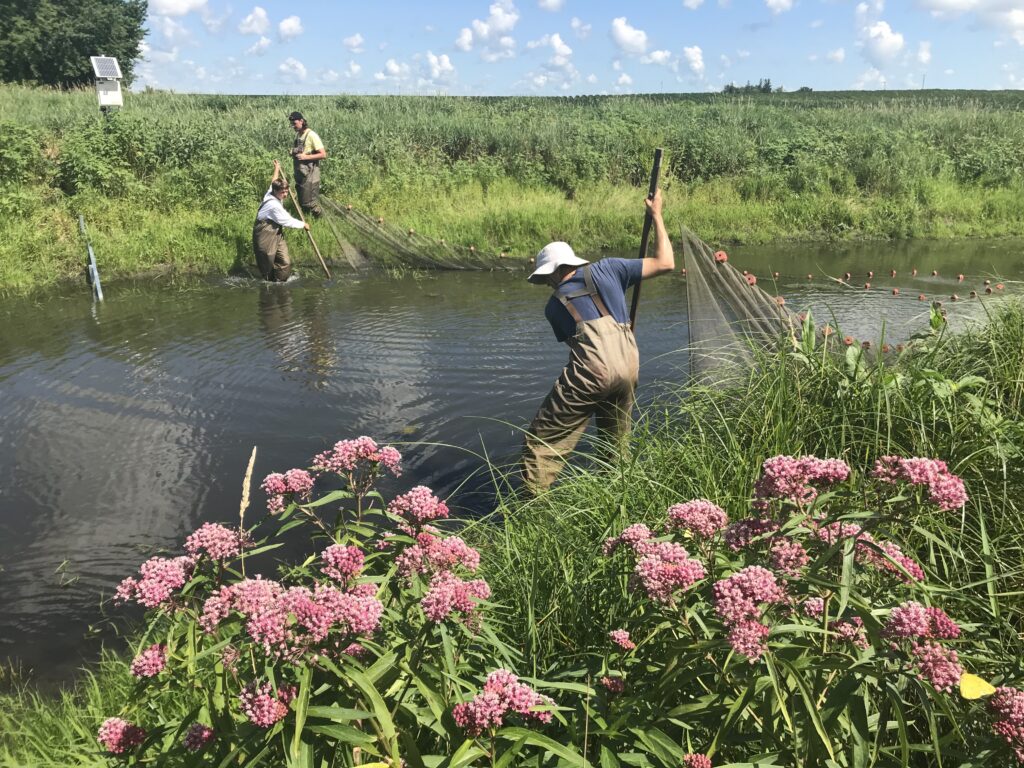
[{"left": 90, "top": 56, "right": 122, "bottom": 79}]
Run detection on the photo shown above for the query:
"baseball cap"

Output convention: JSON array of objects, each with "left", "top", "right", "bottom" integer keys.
[
  {"left": 288, "top": 111, "right": 304, "bottom": 121},
  {"left": 527, "top": 241, "right": 588, "bottom": 284}
]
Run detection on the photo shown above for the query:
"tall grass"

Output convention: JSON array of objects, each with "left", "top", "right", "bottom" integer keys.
[
  {"left": 3, "top": 86, "right": 1024, "bottom": 293},
  {"left": 471, "top": 301, "right": 1024, "bottom": 671}
]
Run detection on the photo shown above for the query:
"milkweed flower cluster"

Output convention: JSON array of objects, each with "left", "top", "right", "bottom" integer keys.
[
  {"left": 421, "top": 572, "right": 491, "bottom": 624},
  {"left": 387, "top": 486, "right": 450, "bottom": 530},
  {"left": 769, "top": 537, "right": 810, "bottom": 577},
  {"left": 261, "top": 468, "right": 314, "bottom": 514},
  {"left": 609, "top": 629, "right": 636, "bottom": 650},
  {"left": 833, "top": 617, "right": 869, "bottom": 650},
  {"left": 989, "top": 687, "right": 1024, "bottom": 763},
  {"left": 604, "top": 523, "right": 706, "bottom": 603},
  {"left": 871, "top": 456, "right": 968, "bottom": 511},
  {"left": 115, "top": 555, "right": 196, "bottom": 609},
  {"left": 712, "top": 566, "right": 788, "bottom": 660},
  {"left": 185, "top": 522, "right": 247, "bottom": 561},
  {"left": 600, "top": 676, "right": 626, "bottom": 694},
  {"left": 97, "top": 717, "right": 146, "bottom": 754},
  {"left": 199, "top": 577, "right": 383, "bottom": 658},
  {"left": 723, "top": 518, "right": 779, "bottom": 552},
  {"left": 882, "top": 601, "right": 964, "bottom": 691},
  {"left": 667, "top": 499, "right": 728, "bottom": 539},
  {"left": 320, "top": 544, "right": 365, "bottom": 583},
  {"left": 311, "top": 436, "right": 402, "bottom": 477},
  {"left": 684, "top": 754, "right": 713, "bottom": 768},
  {"left": 396, "top": 532, "right": 480, "bottom": 578},
  {"left": 911, "top": 641, "right": 963, "bottom": 693},
  {"left": 183, "top": 722, "right": 215, "bottom": 752},
  {"left": 130, "top": 644, "right": 167, "bottom": 678},
  {"left": 753, "top": 455, "right": 850, "bottom": 509},
  {"left": 239, "top": 682, "right": 295, "bottom": 728},
  {"left": 452, "top": 670, "right": 554, "bottom": 736},
  {"left": 603, "top": 523, "right": 653, "bottom": 556}
]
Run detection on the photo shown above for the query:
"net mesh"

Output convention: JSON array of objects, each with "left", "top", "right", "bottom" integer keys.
[{"left": 680, "top": 226, "right": 797, "bottom": 384}]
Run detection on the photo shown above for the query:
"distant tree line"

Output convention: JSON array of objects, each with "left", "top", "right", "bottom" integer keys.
[
  {"left": 722, "top": 79, "right": 814, "bottom": 94},
  {"left": 0, "top": 0, "right": 147, "bottom": 87}
]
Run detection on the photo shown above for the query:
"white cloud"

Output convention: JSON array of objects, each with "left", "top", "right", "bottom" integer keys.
[
  {"left": 143, "top": 43, "right": 180, "bottom": 63},
  {"left": 456, "top": 1, "right": 520, "bottom": 60},
  {"left": 827, "top": 47, "right": 846, "bottom": 62},
  {"left": 720, "top": 54, "right": 732, "bottom": 67},
  {"left": 320, "top": 69, "right": 340, "bottom": 83},
  {"left": 239, "top": 7, "right": 269, "bottom": 35},
  {"left": 570, "top": 16, "right": 592, "bottom": 38},
  {"left": 610, "top": 17, "right": 648, "bottom": 54},
  {"left": 683, "top": 0, "right": 705, "bottom": 8},
  {"left": 345, "top": 61, "right": 362, "bottom": 78},
  {"left": 426, "top": 51, "right": 456, "bottom": 80},
  {"left": 809, "top": 54, "right": 819, "bottom": 61},
  {"left": 279, "top": 16, "right": 303, "bottom": 41},
  {"left": 343, "top": 33, "right": 364, "bottom": 53},
  {"left": 737, "top": 49, "right": 750, "bottom": 58},
  {"left": 528, "top": 33, "right": 572, "bottom": 57},
  {"left": 617, "top": 73, "right": 633, "bottom": 85},
  {"left": 944, "top": 67, "right": 955, "bottom": 74},
  {"left": 587, "top": 73, "right": 598, "bottom": 83},
  {"left": 375, "top": 58, "right": 411, "bottom": 82},
  {"left": 246, "top": 36, "right": 271, "bottom": 56},
  {"left": 862, "top": 21, "right": 905, "bottom": 64},
  {"left": 152, "top": 15, "right": 190, "bottom": 42},
  {"left": 538, "top": 0, "right": 564, "bottom": 10},
  {"left": 683, "top": 45, "right": 705, "bottom": 77},
  {"left": 642, "top": 49, "right": 673, "bottom": 65},
  {"left": 917, "top": 40, "right": 932, "bottom": 64},
  {"left": 150, "top": 0, "right": 206, "bottom": 16},
  {"left": 810, "top": 19, "right": 824, "bottom": 28},
  {"left": 612, "top": 59, "right": 622, "bottom": 71},
  {"left": 278, "top": 57, "right": 307, "bottom": 82},
  {"left": 765, "top": 0, "right": 793, "bottom": 13},
  {"left": 853, "top": 66, "right": 885, "bottom": 89}
]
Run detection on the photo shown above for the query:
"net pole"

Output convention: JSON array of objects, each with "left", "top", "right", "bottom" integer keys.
[
  {"left": 628, "top": 148, "right": 663, "bottom": 331},
  {"left": 279, "top": 161, "right": 331, "bottom": 279}
]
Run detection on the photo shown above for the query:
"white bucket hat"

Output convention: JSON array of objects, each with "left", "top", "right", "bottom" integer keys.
[{"left": 527, "top": 241, "right": 589, "bottom": 284}]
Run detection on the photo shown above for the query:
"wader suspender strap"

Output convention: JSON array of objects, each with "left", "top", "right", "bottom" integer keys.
[
  {"left": 255, "top": 198, "right": 283, "bottom": 232},
  {"left": 554, "top": 265, "right": 611, "bottom": 324}
]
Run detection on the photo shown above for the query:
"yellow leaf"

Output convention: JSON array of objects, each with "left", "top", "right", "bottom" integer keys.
[{"left": 960, "top": 673, "right": 996, "bottom": 700}]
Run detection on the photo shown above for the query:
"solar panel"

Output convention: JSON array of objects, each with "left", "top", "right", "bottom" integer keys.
[{"left": 90, "top": 56, "right": 122, "bottom": 79}]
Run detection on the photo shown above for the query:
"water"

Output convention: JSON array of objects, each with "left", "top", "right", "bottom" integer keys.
[{"left": 1, "top": 239, "right": 1021, "bottom": 683}]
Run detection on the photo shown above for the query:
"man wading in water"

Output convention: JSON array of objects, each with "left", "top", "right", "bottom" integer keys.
[
  {"left": 288, "top": 111, "right": 327, "bottom": 218},
  {"left": 520, "top": 189, "right": 674, "bottom": 495},
  {"left": 252, "top": 160, "right": 309, "bottom": 282}
]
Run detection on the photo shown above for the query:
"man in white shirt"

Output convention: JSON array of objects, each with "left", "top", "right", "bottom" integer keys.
[{"left": 253, "top": 160, "right": 309, "bottom": 282}]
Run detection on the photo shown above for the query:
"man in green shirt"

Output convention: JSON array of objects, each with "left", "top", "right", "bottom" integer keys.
[{"left": 288, "top": 111, "right": 327, "bottom": 217}]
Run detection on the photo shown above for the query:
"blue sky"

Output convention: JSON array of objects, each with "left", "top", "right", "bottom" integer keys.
[{"left": 136, "top": 1, "right": 1024, "bottom": 94}]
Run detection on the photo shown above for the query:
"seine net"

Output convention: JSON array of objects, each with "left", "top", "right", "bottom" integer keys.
[{"left": 680, "top": 226, "right": 797, "bottom": 384}]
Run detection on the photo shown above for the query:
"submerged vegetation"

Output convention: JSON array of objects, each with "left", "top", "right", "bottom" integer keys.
[
  {"left": 2, "top": 86, "right": 1024, "bottom": 292},
  {"left": 5, "top": 300, "right": 1024, "bottom": 766}
]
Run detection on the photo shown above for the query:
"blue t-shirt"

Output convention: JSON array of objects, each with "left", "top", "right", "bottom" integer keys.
[{"left": 544, "top": 257, "right": 643, "bottom": 342}]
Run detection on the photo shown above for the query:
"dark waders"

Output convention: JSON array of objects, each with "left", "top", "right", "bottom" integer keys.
[
  {"left": 253, "top": 213, "right": 293, "bottom": 282},
  {"left": 293, "top": 130, "right": 322, "bottom": 217}
]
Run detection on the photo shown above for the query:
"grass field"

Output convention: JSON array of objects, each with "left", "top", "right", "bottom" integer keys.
[{"left": 2, "top": 86, "right": 1024, "bottom": 293}]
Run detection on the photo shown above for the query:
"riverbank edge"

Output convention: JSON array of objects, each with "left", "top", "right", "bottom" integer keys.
[{"left": 4, "top": 177, "right": 1024, "bottom": 297}]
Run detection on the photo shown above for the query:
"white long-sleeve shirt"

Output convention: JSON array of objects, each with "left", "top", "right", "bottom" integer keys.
[{"left": 255, "top": 188, "right": 305, "bottom": 229}]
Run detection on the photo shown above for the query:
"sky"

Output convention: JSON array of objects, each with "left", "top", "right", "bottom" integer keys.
[{"left": 135, "top": 1, "right": 1024, "bottom": 95}]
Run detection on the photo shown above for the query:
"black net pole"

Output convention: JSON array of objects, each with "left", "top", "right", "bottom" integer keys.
[{"left": 628, "top": 147, "right": 663, "bottom": 331}]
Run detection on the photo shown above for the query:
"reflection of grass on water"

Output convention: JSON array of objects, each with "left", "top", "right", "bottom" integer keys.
[
  {"left": 4, "top": 86, "right": 1024, "bottom": 294},
  {"left": 4, "top": 297, "right": 1024, "bottom": 765}
]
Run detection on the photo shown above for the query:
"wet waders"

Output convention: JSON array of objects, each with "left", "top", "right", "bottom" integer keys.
[
  {"left": 293, "top": 130, "right": 322, "bottom": 217},
  {"left": 253, "top": 209, "right": 293, "bottom": 282},
  {"left": 521, "top": 266, "right": 640, "bottom": 494}
]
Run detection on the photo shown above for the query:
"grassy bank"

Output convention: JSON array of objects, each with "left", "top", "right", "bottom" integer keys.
[
  {"left": 3, "top": 87, "right": 1024, "bottom": 293},
  {"left": 4, "top": 301, "right": 1024, "bottom": 765}
]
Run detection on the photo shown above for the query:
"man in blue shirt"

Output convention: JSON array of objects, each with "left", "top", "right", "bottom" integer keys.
[{"left": 520, "top": 189, "right": 674, "bottom": 495}]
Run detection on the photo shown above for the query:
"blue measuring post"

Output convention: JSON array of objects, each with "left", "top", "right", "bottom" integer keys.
[{"left": 79, "top": 215, "right": 104, "bottom": 302}]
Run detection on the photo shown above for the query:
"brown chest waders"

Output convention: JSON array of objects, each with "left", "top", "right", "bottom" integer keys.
[
  {"left": 253, "top": 205, "right": 293, "bottom": 282},
  {"left": 521, "top": 265, "right": 640, "bottom": 494},
  {"left": 293, "top": 130, "right": 322, "bottom": 217}
]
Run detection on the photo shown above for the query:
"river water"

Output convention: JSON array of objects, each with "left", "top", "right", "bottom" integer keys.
[{"left": 1, "top": 239, "right": 1022, "bottom": 683}]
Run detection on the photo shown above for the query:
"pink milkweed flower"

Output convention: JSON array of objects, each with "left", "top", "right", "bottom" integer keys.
[
  {"left": 97, "top": 717, "right": 146, "bottom": 754},
  {"left": 753, "top": 455, "right": 850, "bottom": 509},
  {"left": 727, "top": 619, "right": 772, "bottom": 660},
  {"left": 609, "top": 629, "right": 636, "bottom": 650},
  {"left": 684, "top": 754, "right": 713, "bottom": 768},
  {"left": 387, "top": 486, "right": 450, "bottom": 528},
  {"left": 261, "top": 468, "right": 315, "bottom": 514},
  {"left": 769, "top": 537, "right": 810, "bottom": 577},
  {"left": 632, "top": 541, "right": 706, "bottom": 603},
  {"left": 667, "top": 500, "right": 729, "bottom": 539},
  {"left": 871, "top": 456, "right": 968, "bottom": 511},
  {"left": 723, "top": 518, "right": 778, "bottom": 551},
  {"left": 989, "top": 687, "right": 1024, "bottom": 763},
  {"left": 183, "top": 722, "right": 215, "bottom": 752},
  {"left": 802, "top": 597, "right": 825, "bottom": 620},
  {"left": 834, "top": 617, "right": 869, "bottom": 650},
  {"left": 395, "top": 533, "right": 480, "bottom": 579},
  {"left": 115, "top": 555, "right": 196, "bottom": 609},
  {"left": 912, "top": 641, "right": 963, "bottom": 693},
  {"left": 883, "top": 601, "right": 931, "bottom": 640},
  {"left": 421, "top": 572, "right": 491, "bottom": 624},
  {"left": 603, "top": 523, "right": 654, "bottom": 556},
  {"left": 600, "top": 676, "right": 625, "bottom": 694},
  {"left": 713, "top": 566, "right": 787, "bottom": 626},
  {"left": 185, "top": 522, "right": 247, "bottom": 561},
  {"left": 130, "top": 644, "right": 167, "bottom": 678},
  {"left": 321, "top": 544, "right": 365, "bottom": 583},
  {"left": 239, "top": 682, "right": 291, "bottom": 728},
  {"left": 311, "top": 436, "right": 403, "bottom": 476}
]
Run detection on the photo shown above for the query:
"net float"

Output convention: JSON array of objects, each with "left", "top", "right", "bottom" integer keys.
[
  {"left": 408, "top": 228, "right": 415, "bottom": 235},
  {"left": 984, "top": 279, "right": 991, "bottom": 285},
  {"left": 867, "top": 271, "right": 874, "bottom": 278},
  {"left": 864, "top": 282, "right": 871, "bottom": 289},
  {"left": 912, "top": 268, "right": 918, "bottom": 276},
  {"left": 882, "top": 343, "right": 891, "bottom": 353},
  {"left": 745, "top": 274, "right": 757, "bottom": 286},
  {"left": 680, "top": 268, "right": 687, "bottom": 275},
  {"left": 932, "top": 270, "right": 938, "bottom": 276},
  {"left": 843, "top": 336, "right": 854, "bottom": 346},
  {"left": 806, "top": 274, "right": 813, "bottom": 280},
  {"left": 896, "top": 344, "right": 905, "bottom": 353},
  {"left": 969, "top": 290, "right": 977, "bottom": 298},
  {"left": 918, "top": 294, "right": 926, "bottom": 301},
  {"left": 714, "top": 250, "right": 728, "bottom": 263},
  {"left": 957, "top": 274, "right": 964, "bottom": 281},
  {"left": 469, "top": 245, "right": 476, "bottom": 252},
  {"left": 950, "top": 294, "right": 959, "bottom": 301},
  {"left": 773, "top": 271, "right": 779, "bottom": 279},
  {"left": 996, "top": 283, "right": 1005, "bottom": 290},
  {"left": 742, "top": 270, "right": 748, "bottom": 275},
  {"left": 861, "top": 340, "right": 872, "bottom": 350},
  {"left": 843, "top": 271, "right": 851, "bottom": 280},
  {"left": 890, "top": 269, "right": 897, "bottom": 277},
  {"left": 376, "top": 216, "right": 384, "bottom": 224},
  {"left": 892, "top": 288, "right": 899, "bottom": 296},
  {"left": 345, "top": 204, "right": 352, "bottom": 211},
  {"left": 774, "top": 296, "right": 785, "bottom": 306},
  {"left": 822, "top": 325, "right": 834, "bottom": 336}
]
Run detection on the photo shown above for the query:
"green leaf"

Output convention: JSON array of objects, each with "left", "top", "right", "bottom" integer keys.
[
  {"left": 305, "top": 724, "right": 376, "bottom": 748},
  {"left": 779, "top": 658, "right": 835, "bottom": 761},
  {"left": 305, "top": 706, "right": 372, "bottom": 722},
  {"left": 498, "top": 726, "right": 592, "bottom": 767},
  {"left": 346, "top": 665, "right": 400, "bottom": 763},
  {"left": 289, "top": 665, "right": 312, "bottom": 761}
]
